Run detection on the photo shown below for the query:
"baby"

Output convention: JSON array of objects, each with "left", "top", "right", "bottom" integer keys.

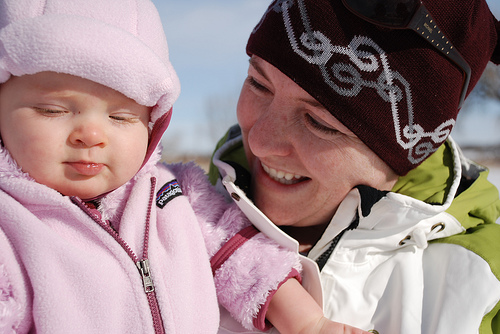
[{"left": 0, "top": 0, "right": 368, "bottom": 333}]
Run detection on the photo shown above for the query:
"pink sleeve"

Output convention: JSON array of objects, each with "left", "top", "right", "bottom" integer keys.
[
  {"left": 212, "top": 229, "right": 302, "bottom": 331},
  {"left": 210, "top": 225, "right": 260, "bottom": 275},
  {"left": 169, "top": 162, "right": 302, "bottom": 330}
]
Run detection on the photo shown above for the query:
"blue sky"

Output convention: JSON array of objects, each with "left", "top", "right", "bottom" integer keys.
[{"left": 153, "top": 0, "right": 500, "bottom": 157}]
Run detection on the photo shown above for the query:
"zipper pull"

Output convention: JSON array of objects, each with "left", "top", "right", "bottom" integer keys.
[{"left": 136, "top": 259, "right": 155, "bottom": 293}]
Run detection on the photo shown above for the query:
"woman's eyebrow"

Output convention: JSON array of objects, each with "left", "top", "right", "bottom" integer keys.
[
  {"left": 249, "top": 57, "right": 327, "bottom": 111},
  {"left": 248, "top": 57, "right": 271, "bottom": 82}
]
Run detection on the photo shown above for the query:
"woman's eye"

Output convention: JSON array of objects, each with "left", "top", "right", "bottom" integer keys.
[
  {"left": 247, "top": 77, "right": 269, "bottom": 93},
  {"left": 305, "top": 114, "right": 338, "bottom": 134}
]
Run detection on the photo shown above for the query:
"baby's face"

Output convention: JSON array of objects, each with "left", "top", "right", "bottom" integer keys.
[{"left": 0, "top": 72, "right": 150, "bottom": 199}]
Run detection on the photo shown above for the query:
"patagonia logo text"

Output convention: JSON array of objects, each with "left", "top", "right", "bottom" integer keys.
[{"left": 156, "top": 179, "right": 183, "bottom": 208}]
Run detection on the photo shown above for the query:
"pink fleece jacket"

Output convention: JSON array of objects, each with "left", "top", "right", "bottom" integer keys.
[{"left": 0, "top": 145, "right": 301, "bottom": 333}]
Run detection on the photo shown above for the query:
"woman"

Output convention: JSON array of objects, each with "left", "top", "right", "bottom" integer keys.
[{"left": 210, "top": 0, "right": 500, "bottom": 333}]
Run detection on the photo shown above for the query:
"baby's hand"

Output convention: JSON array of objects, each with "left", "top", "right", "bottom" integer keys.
[
  {"left": 304, "top": 316, "right": 371, "bottom": 334},
  {"left": 268, "top": 278, "right": 372, "bottom": 334}
]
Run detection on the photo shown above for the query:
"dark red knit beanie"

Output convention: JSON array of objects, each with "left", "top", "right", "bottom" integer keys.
[{"left": 247, "top": 0, "right": 500, "bottom": 175}]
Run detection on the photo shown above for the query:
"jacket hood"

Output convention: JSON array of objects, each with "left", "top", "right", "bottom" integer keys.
[
  {"left": 393, "top": 140, "right": 500, "bottom": 229},
  {"left": 0, "top": 0, "right": 180, "bottom": 166}
]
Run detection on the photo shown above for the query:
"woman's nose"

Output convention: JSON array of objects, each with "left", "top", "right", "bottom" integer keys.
[
  {"left": 246, "top": 101, "right": 292, "bottom": 158},
  {"left": 69, "top": 119, "right": 107, "bottom": 148}
]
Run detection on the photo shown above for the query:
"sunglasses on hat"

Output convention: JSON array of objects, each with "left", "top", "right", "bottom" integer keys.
[{"left": 342, "top": 0, "right": 471, "bottom": 108}]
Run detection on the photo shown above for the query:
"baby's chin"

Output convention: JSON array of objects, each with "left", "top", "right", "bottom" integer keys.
[
  {"left": 50, "top": 182, "right": 116, "bottom": 200},
  {"left": 60, "top": 189, "right": 109, "bottom": 200},
  {"left": 33, "top": 172, "right": 131, "bottom": 200}
]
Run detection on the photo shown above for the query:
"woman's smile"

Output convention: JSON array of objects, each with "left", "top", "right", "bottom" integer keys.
[{"left": 260, "top": 162, "right": 307, "bottom": 185}]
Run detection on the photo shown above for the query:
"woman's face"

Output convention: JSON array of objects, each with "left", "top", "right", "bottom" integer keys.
[{"left": 237, "top": 56, "right": 398, "bottom": 228}]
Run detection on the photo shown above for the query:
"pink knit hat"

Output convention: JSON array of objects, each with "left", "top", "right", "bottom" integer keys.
[
  {"left": 247, "top": 0, "right": 500, "bottom": 175},
  {"left": 0, "top": 0, "right": 180, "bottom": 164}
]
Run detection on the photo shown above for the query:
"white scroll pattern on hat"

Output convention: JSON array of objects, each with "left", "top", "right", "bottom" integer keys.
[{"left": 259, "top": 0, "right": 455, "bottom": 165}]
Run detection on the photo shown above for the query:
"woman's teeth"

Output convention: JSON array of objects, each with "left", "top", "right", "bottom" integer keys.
[{"left": 261, "top": 163, "right": 304, "bottom": 185}]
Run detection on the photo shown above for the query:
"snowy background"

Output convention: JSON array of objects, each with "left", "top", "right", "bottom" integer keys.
[{"left": 153, "top": 0, "right": 500, "bottom": 192}]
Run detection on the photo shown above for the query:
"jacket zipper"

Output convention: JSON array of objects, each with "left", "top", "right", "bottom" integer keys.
[
  {"left": 72, "top": 177, "right": 165, "bottom": 334},
  {"left": 315, "top": 214, "right": 359, "bottom": 271}
]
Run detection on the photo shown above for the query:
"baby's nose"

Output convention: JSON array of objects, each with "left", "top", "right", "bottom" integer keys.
[{"left": 69, "top": 120, "right": 107, "bottom": 148}]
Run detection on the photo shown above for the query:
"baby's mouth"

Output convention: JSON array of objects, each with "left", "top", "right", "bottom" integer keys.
[
  {"left": 261, "top": 162, "right": 308, "bottom": 185},
  {"left": 66, "top": 161, "right": 104, "bottom": 176}
]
